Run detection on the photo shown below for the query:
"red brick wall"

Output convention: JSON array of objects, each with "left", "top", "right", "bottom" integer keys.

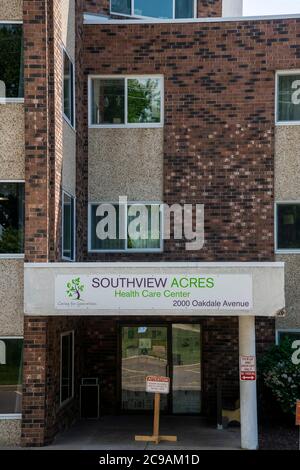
[{"left": 80, "top": 19, "right": 300, "bottom": 263}]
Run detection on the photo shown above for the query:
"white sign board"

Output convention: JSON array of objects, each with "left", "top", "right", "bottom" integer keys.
[
  {"left": 55, "top": 273, "right": 253, "bottom": 312},
  {"left": 240, "top": 355, "right": 256, "bottom": 381},
  {"left": 146, "top": 376, "right": 170, "bottom": 394}
]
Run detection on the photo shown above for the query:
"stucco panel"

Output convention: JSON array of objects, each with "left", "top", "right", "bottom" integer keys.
[
  {"left": 88, "top": 128, "right": 164, "bottom": 201},
  {"left": 61, "top": 0, "right": 75, "bottom": 62},
  {"left": 0, "top": 260, "right": 24, "bottom": 336},
  {"left": 276, "top": 254, "right": 300, "bottom": 329},
  {"left": 0, "top": 420, "right": 21, "bottom": 446},
  {"left": 0, "top": 104, "right": 24, "bottom": 180},
  {"left": 0, "top": 0, "right": 22, "bottom": 20},
  {"left": 62, "top": 121, "right": 76, "bottom": 196},
  {"left": 275, "top": 126, "right": 300, "bottom": 201}
]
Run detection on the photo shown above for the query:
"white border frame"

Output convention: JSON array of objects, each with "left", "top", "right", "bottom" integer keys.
[
  {"left": 60, "top": 330, "right": 75, "bottom": 408},
  {"left": 110, "top": 0, "right": 197, "bottom": 20},
  {"left": 0, "top": 180, "right": 25, "bottom": 259},
  {"left": 0, "top": 21, "right": 24, "bottom": 104},
  {"left": 88, "top": 75, "right": 164, "bottom": 128},
  {"left": 275, "top": 70, "right": 300, "bottom": 126},
  {"left": 88, "top": 201, "right": 164, "bottom": 253},
  {"left": 0, "top": 336, "right": 23, "bottom": 420},
  {"left": 275, "top": 201, "right": 300, "bottom": 254},
  {"left": 62, "top": 190, "right": 76, "bottom": 262},
  {"left": 276, "top": 329, "right": 300, "bottom": 345},
  {"left": 62, "top": 47, "right": 76, "bottom": 130}
]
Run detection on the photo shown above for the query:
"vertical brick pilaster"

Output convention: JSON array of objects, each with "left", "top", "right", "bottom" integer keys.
[
  {"left": 24, "top": 0, "right": 50, "bottom": 262},
  {"left": 21, "top": 317, "right": 48, "bottom": 447},
  {"left": 198, "top": 0, "right": 222, "bottom": 18}
]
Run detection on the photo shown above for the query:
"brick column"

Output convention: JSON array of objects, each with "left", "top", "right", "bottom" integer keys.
[{"left": 21, "top": 318, "right": 48, "bottom": 447}]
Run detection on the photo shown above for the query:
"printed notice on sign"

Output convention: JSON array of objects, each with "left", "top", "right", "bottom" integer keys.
[
  {"left": 240, "top": 355, "right": 256, "bottom": 381},
  {"left": 146, "top": 376, "right": 170, "bottom": 394},
  {"left": 55, "top": 273, "right": 253, "bottom": 312}
]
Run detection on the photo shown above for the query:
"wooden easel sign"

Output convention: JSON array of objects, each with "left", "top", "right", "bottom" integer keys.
[{"left": 135, "top": 376, "right": 177, "bottom": 445}]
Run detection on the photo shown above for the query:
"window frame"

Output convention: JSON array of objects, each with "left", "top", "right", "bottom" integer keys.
[
  {"left": 88, "top": 75, "right": 164, "bottom": 129},
  {"left": 62, "top": 190, "right": 76, "bottom": 262},
  {"left": 110, "top": 0, "right": 197, "bottom": 19},
  {"left": 0, "top": 179, "right": 25, "bottom": 259},
  {"left": 275, "top": 70, "right": 300, "bottom": 126},
  {"left": 0, "top": 21, "right": 24, "bottom": 104},
  {"left": 62, "top": 46, "right": 76, "bottom": 129},
  {"left": 275, "top": 329, "right": 300, "bottom": 345},
  {"left": 0, "top": 336, "right": 23, "bottom": 420},
  {"left": 60, "top": 330, "right": 74, "bottom": 408},
  {"left": 88, "top": 201, "right": 164, "bottom": 253},
  {"left": 275, "top": 201, "right": 300, "bottom": 254}
]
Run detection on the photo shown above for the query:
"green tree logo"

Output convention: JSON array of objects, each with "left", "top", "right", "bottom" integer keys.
[{"left": 66, "top": 278, "right": 84, "bottom": 301}]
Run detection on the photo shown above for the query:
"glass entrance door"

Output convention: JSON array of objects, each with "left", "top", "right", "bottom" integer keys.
[
  {"left": 121, "top": 324, "right": 202, "bottom": 414},
  {"left": 121, "top": 326, "right": 168, "bottom": 411},
  {"left": 172, "top": 324, "right": 201, "bottom": 414}
]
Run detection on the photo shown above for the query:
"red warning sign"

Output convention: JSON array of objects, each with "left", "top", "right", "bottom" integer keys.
[{"left": 240, "top": 355, "right": 256, "bottom": 381}]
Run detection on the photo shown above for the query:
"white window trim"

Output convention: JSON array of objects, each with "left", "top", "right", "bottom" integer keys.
[
  {"left": 276, "top": 329, "right": 300, "bottom": 345},
  {"left": 0, "top": 180, "right": 25, "bottom": 258},
  {"left": 275, "top": 70, "right": 300, "bottom": 126},
  {"left": 0, "top": 336, "right": 23, "bottom": 419},
  {"left": 110, "top": 0, "right": 197, "bottom": 20},
  {"left": 88, "top": 75, "right": 164, "bottom": 129},
  {"left": 60, "top": 330, "right": 75, "bottom": 408},
  {"left": 275, "top": 201, "right": 300, "bottom": 254},
  {"left": 62, "top": 46, "right": 76, "bottom": 130},
  {"left": 62, "top": 190, "right": 76, "bottom": 262},
  {"left": 88, "top": 201, "right": 164, "bottom": 253}
]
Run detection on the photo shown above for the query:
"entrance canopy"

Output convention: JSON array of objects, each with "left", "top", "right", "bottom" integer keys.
[{"left": 24, "top": 262, "right": 285, "bottom": 317}]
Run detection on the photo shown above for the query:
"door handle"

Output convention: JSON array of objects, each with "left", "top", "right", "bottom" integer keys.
[{"left": 166, "top": 364, "right": 170, "bottom": 378}]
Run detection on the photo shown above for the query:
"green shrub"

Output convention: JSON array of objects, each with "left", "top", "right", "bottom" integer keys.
[{"left": 259, "top": 337, "right": 300, "bottom": 415}]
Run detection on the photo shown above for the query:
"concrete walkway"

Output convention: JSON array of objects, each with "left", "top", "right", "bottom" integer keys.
[{"left": 46, "top": 416, "right": 241, "bottom": 450}]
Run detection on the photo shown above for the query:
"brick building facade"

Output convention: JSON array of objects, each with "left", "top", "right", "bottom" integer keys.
[{"left": 0, "top": 0, "right": 299, "bottom": 449}]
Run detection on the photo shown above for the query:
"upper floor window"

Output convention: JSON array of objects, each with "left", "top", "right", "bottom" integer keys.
[
  {"left": 110, "top": 0, "right": 196, "bottom": 19},
  {"left": 277, "top": 72, "right": 300, "bottom": 124},
  {"left": 62, "top": 191, "right": 75, "bottom": 261},
  {"left": 63, "top": 49, "right": 75, "bottom": 127},
  {"left": 89, "top": 76, "right": 163, "bottom": 128},
  {"left": 0, "top": 182, "right": 24, "bottom": 256},
  {"left": 89, "top": 202, "right": 163, "bottom": 252},
  {"left": 0, "top": 337, "right": 23, "bottom": 416},
  {"left": 275, "top": 202, "right": 300, "bottom": 252},
  {"left": 0, "top": 24, "right": 23, "bottom": 101}
]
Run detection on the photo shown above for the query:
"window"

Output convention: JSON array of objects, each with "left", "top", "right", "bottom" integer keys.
[
  {"left": 62, "top": 191, "right": 75, "bottom": 261},
  {"left": 89, "top": 202, "right": 163, "bottom": 252},
  {"left": 0, "top": 182, "right": 24, "bottom": 255},
  {"left": 60, "top": 331, "right": 74, "bottom": 406},
  {"left": 110, "top": 0, "right": 196, "bottom": 19},
  {"left": 277, "top": 330, "right": 300, "bottom": 345},
  {"left": 0, "top": 24, "right": 23, "bottom": 100},
  {"left": 0, "top": 338, "right": 23, "bottom": 416},
  {"left": 89, "top": 76, "right": 163, "bottom": 127},
  {"left": 277, "top": 72, "right": 300, "bottom": 124},
  {"left": 276, "top": 203, "right": 300, "bottom": 252},
  {"left": 63, "top": 49, "right": 75, "bottom": 127}
]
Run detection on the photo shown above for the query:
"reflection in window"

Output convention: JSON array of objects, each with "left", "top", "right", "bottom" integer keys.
[
  {"left": 60, "top": 332, "right": 74, "bottom": 405},
  {"left": 90, "top": 77, "right": 163, "bottom": 126},
  {"left": 175, "top": 0, "right": 195, "bottom": 18},
  {"left": 63, "top": 50, "right": 75, "bottom": 126},
  {"left": 0, "top": 24, "right": 23, "bottom": 99},
  {"left": 128, "top": 78, "right": 161, "bottom": 124},
  {"left": 277, "top": 204, "right": 300, "bottom": 250},
  {"left": 0, "top": 338, "right": 23, "bottom": 414},
  {"left": 134, "top": 0, "right": 173, "bottom": 18},
  {"left": 111, "top": 0, "right": 131, "bottom": 15},
  {"left": 0, "top": 182, "right": 24, "bottom": 254},
  {"left": 277, "top": 74, "right": 300, "bottom": 122},
  {"left": 62, "top": 192, "right": 75, "bottom": 260}
]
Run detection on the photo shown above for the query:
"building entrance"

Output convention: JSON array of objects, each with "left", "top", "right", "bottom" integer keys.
[{"left": 121, "top": 323, "right": 201, "bottom": 414}]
